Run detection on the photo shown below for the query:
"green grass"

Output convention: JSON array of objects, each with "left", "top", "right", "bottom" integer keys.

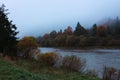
[
  {"left": 0, "top": 58, "right": 100, "bottom": 80},
  {"left": 0, "top": 59, "right": 46, "bottom": 80}
]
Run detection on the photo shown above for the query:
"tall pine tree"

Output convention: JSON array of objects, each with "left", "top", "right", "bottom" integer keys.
[
  {"left": 0, "top": 4, "right": 18, "bottom": 56},
  {"left": 74, "top": 22, "right": 87, "bottom": 36}
]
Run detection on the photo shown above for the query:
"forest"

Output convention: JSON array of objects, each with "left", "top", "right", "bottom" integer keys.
[{"left": 36, "top": 18, "right": 120, "bottom": 48}]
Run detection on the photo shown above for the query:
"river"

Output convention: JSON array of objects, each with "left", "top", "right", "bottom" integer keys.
[{"left": 40, "top": 47, "right": 120, "bottom": 77}]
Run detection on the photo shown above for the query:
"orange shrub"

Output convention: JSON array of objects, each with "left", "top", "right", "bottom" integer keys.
[
  {"left": 18, "top": 36, "right": 38, "bottom": 50},
  {"left": 18, "top": 36, "right": 38, "bottom": 58},
  {"left": 43, "top": 52, "right": 59, "bottom": 66}
]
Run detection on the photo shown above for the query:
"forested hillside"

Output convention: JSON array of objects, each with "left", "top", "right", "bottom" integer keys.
[{"left": 37, "top": 17, "right": 120, "bottom": 48}]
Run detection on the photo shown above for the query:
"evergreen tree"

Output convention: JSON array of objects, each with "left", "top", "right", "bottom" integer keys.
[
  {"left": 50, "top": 30, "right": 57, "bottom": 38},
  {"left": 0, "top": 4, "right": 18, "bottom": 56},
  {"left": 74, "top": 22, "right": 87, "bottom": 36},
  {"left": 92, "top": 24, "right": 97, "bottom": 36}
]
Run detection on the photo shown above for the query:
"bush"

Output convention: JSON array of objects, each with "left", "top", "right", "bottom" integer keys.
[
  {"left": 62, "top": 55, "right": 86, "bottom": 72},
  {"left": 18, "top": 36, "right": 38, "bottom": 58},
  {"left": 36, "top": 53, "right": 45, "bottom": 64},
  {"left": 37, "top": 52, "right": 59, "bottom": 66}
]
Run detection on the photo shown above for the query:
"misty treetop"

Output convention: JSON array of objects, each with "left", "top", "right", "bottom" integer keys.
[{"left": 37, "top": 17, "right": 120, "bottom": 48}]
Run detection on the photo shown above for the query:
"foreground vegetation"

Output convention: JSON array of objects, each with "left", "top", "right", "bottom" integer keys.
[
  {"left": 0, "top": 57, "right": 100, "bottom": 80},
  {"left": 1, "top": 52, "right": 120, "bottom": 80},
  {"left": 0, "top": 58, "right": 44, "bottom": 80}
]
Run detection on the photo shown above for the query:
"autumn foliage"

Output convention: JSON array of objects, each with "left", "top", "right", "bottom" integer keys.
[
  {"left": 18, "top": 36, "right": 38, "bottom": 58},
  {"left": 43, "top": 52, "right": 59, "bottom": 66},
  {"left": 97, "top": 25, "right": 108, "bottom": 37},
  {"left": 37, "top": 18, "right": 120, "bottom": 48},
  {"left": 18, "top": 36, "right": 38, "bottom": 49},
  {"left": 37, "top": 52, "right": 59, "bottom": 66}
]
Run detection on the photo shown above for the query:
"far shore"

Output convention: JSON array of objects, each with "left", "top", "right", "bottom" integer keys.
[{"left": 39, "top": 46, "right": 120, "bottom": 50}]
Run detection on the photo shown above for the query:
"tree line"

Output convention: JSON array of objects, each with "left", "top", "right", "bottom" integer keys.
[{"left": 36, "top": 17, "right": 120, "bottom": 48}]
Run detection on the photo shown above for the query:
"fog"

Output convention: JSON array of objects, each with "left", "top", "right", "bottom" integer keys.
[{"left": 0, "top": 0, "right": 120, "bottom": 37}]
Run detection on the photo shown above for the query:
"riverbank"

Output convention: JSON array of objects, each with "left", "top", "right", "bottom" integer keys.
[
  {"left": 0, "top": 57, "right": 100, "bottom": 80},
  {"left": 42, "top": 46, "right": 120, "bottom": 51},
  {"left": 40, "top": 47, "right": 120, "bottom": 78}
]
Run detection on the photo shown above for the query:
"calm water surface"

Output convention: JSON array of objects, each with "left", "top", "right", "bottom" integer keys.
[{"left": 40, "top": 47, "right": 120, "bottom": 77}]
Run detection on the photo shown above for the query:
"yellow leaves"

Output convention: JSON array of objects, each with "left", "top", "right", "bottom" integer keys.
[
  {"left": 44, "top": 52, "right": 58, "bottom": 60},
  {"left": 37, "top": 52, "right": 59, "bottom": 66},
  {"left": 18, "top": 36, "right": 38, "bottom": 50}
]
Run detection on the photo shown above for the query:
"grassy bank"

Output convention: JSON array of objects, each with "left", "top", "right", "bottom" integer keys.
[
  {"left": 0, "top": 58, "right": 45, "bottom": 80},
  {"left": 0, "top": 58, "right": 100, "bottom": 80}
]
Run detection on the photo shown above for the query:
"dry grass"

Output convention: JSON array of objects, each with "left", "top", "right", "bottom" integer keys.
[
  {"left": 62, "top": 55, "right": 86, "bottom": 72},
  {"left": 102, "top": 66, "right": 120, "bottom": 80}
]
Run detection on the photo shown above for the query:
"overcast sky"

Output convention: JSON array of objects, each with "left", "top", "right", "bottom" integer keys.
[{"left": 0, "top": 0, "right": 120, "bottom": 37}]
